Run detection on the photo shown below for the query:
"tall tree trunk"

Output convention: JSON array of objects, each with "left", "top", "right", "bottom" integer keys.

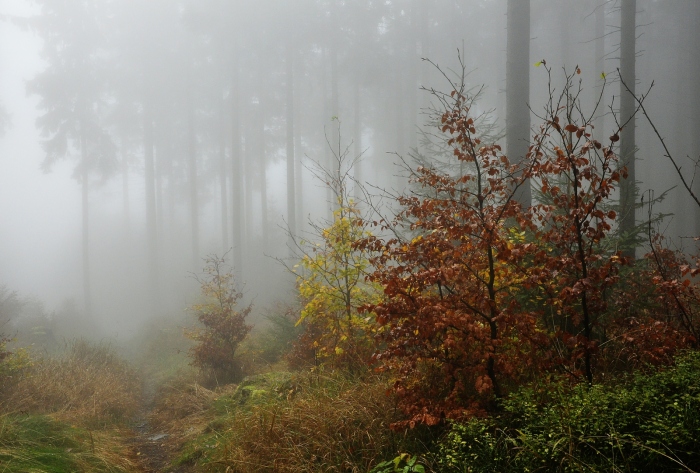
[
  {"left": 231, "top": 55, "right": 243, "bottom": 277},
  {"left": 80, "top": 130, "right": 92, "bottom": 317},
  {"left": 155, "top": 128, "right": 164, "bottom": 257},
  {"left": 245, "top": 107, "right": 253, "bottom": 259},
  {"left": 690, "top": 1, "right": 700, "bottom": 235},
  {"left": 258, "top": 98, "right": 269, "bottom": 252},
  {"left": 593, "top": 0, "right": 606, "bottom": 137},
  {"left": 294, "top": 55, "right": 304, "bottom": 234},
  {"left": 506, "top": 0, "right": 531, "bottom": 207},
  {"left": 286, "top": 45, "right": 297, "bottom": 249},
  {"left": 408, "top": 0, "right": 419, "bottom": 152},
  {"left": 143, "top": 106, "right": 159, "bottom": 314},
  {"left": 418, "top": 0, "right": 430, "bottom": 158},
  {"left": 120, "top": 137, "right": 130, "bottom": 238},
  {"left": 188, "top": 89, "right": 199, "bottom": 270},
  {"left": 619, "top": 0, "right": 637, "bottom": 256},
  {"left": 219, "top": 91, "right": 229, "bottom": 252},
  {"left": 323, "top": 49, "right": 333, "bottom": 219},
  {"left": 353, "top": 78, "right": 362, "bottom": 203},
  {"left": 331, "top": 44, "right": 340, "bottom": 208},
  {"left": 162, "top": 131, "right": 175, "bottom": 260}
]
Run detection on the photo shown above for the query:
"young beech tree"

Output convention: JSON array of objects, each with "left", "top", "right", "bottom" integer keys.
[
  {"left": 186, "top": 255, "right": 251, "bottom": 384},
  {"left": 361, "top": 65, "right": 664, "bottom": 427},
  {"left": 529, "top": 66, "right": 698, "bottom": 381},
  {"left": 296, "top": 202, "right": 381, "bottom": 369},
  {"left": 292, "top": 124, "right": 381, "bottom": 371},
  {"left": 361, "top": 85, "right": 548, "bottom": 426},
  {"left": 617, "top": 76, "right": 700, "bottom": 359},
  {"left": 528, "top": 66, "right": 628, "bottom": 385}
]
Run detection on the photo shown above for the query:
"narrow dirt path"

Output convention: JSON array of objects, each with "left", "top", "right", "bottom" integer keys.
[
  {"left": 127, "top": 381, "right": 195, "bottom": 473},
  {"left": 128, "top": 413, "right": 180, "bottom": 472}
]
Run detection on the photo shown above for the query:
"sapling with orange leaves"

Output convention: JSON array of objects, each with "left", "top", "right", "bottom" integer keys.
[
  {"left": 361, "top": 68, "right": 548, "bottom": 426},
  {"left": 186, "top": 255, "right": 251, "bottom": 384}
]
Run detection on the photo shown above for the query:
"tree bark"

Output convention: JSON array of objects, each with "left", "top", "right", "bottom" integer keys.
[
  {"left": 80, "top": 129, "right": 92, "bottom": 317},
  {"left": 593, "top": 0, "right": 606, "bottom": 137},
  {"left": 231, "top": 53, "right": 243, "bottom": 277},
  {"left": 219, "top": 90, "right": 229, "bottom": 252},
  {"left": 286, "top": 45, "right": 297, "bottom": 250},
  {"left": 506, "top": 0, "right": 531, "bottom": 207},
  {"left": 258, "top": 98, "right": 269, "bottom": 252},
  {"left": 619, "top": 0, "right": 636, "bottom": 257},
  {"left": 143, "top": 104, "right": 159, "bottom": 314},
  {"left": 294, "top": 55, "right": 304, "bottom": 235},
  {"left": 353, "top": 78, "right": 362, "bottom": 203},
  {"left": 331, "top": 43, "right": 340, "bottom": 209},
  {"left": 690, "top": 1, "right": 700, "bottom": 235},
  {"left": 120, "top": 137, "right": 130, "bottom": 239},
  {"left": 188, "top": 87, "right": 199, "bottom": 270},
  {"left": 408, "top": 0, "right": 419, "bottom": 152}
]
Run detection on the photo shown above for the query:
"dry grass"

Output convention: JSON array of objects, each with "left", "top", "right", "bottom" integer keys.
[
  {"left": 0, "top": 413, "right": 138, "bottom": 473},
  {"left": 149, "top": 371, "right": 221, "bottom": 432},
  {"left": 173, "top": 370, "right": 435, "bottom": 473},
  {"left": 2, "top": 339, "right": 141, "bottom": 428},
  {"left": 146, "top": 369, "right": 236, "bottom": 463},
  {"left": 0, "top": 339, "right": 142, "bottom": 472}
]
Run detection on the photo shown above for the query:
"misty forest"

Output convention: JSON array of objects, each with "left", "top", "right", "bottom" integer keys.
[{"left": 2, "top": 0, "right": 700, "bottom": 471}]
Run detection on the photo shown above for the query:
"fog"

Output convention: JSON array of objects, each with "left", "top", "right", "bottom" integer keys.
[{"left": 0, "top": 0, "right": 697, "bottom": 338}]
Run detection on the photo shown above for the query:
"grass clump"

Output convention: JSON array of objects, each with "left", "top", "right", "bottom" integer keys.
[
  {"left": 166, "top": 370, "right": 435, "bottom": 472},
  {"left": 2, "top": 339, "right": 141, "bottom": 427},
  {"left": 0, "top": 414, "right": 133, "bottom": 472},
  {"left": 0, "top": 339, "right": 141, "bottom": 472}
]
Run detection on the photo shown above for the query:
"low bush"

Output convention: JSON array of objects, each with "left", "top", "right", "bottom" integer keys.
[{"left": 435, "top": 351, "right": 700, "bottom": 472}]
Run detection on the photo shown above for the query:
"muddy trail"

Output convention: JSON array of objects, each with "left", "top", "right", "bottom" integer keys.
[
  {"left": 127, "top": 381, "right": 195, "bottom": 473},
  {"left": 129, "top": 413, "right": 191, "bottom": 473}
]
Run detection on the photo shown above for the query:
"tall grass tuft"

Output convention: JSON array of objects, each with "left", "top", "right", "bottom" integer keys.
[
  {"left": 169, "top": 370, "right": 437, "bottom": 472},
  {"left": 0, "top": 339, "right": 142, "bottom": 472},
  {"left": 2, "top": 339, "right": 141, "bottom": 427}
]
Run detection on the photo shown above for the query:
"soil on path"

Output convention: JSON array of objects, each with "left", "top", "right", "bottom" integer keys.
[
  {"left": 128, "top": 408, "right": 192, "bottom": 473},
  {"left": 127, "top": 380, "right": 196, "bottom": 473}
]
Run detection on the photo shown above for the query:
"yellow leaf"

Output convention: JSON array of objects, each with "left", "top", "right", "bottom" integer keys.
[{"left": 534, "top": 61, "right": 542, "bottom": 67}]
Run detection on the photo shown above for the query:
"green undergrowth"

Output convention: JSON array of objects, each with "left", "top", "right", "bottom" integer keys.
[
  {"left": 434, "top": 351, "right": 700, "bottom": 472},
  {"left": 172, "top": 369, "right": 437, "bottom": 472},
  {"left": 0, "top": 414, "right": 129, "bottom": 473}
]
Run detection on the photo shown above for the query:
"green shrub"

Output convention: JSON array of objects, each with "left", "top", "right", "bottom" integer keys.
[{"left": 435, "top": 351, "right": 700, "bottom": 472}]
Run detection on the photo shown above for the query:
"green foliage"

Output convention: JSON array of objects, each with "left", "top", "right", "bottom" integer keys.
[
  {"left": 295, "top": 202, "right": 382, "bottom": 369},
  {"left": 435, "top": 351, "right": 700, "bottom": 472},
  {"left": 236, "top": 306, "right": 303, "bottom": 371},
  {"left": 186, "top": 255, "right": 252, "bottom": 385},
  {"left": 370, "top": 453, "right": 427, "bottom": 473}
]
